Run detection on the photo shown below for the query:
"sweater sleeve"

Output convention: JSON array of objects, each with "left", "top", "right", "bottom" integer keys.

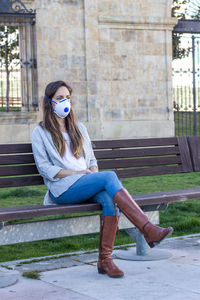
[{"left": 32, "top": 127, "right": 62, "bottom": 181}]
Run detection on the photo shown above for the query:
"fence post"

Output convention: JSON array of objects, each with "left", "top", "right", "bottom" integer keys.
[{"left": 192, "top": 35, "right": 197, "bottom": 136}]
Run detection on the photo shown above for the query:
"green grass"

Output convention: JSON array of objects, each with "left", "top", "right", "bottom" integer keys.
[
  {"left": 0, "top": 172, "right": 200, "bottom": 262},
  {"left": 0, "top": 107, "right": 21, "bottom": 112},
  {"left": 22, "top": 271, "right": 40, "bottom": 280},
  {"left": 0, "top": 231, "right": 134, "bottom": 263},
  {"left": 0, "top": 186, "right": 47, "bottom": 208}
]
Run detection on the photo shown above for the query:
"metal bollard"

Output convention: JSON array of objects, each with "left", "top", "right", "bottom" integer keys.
[
  {"left": 136, "top": 229, "right": 148, "bottom": 256},
  {"left": 125, "top": 227, "right": 149, "bottom": 256}
]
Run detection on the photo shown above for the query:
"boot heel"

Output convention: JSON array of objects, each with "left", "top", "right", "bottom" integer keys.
[
  {"left": 98, "top": 267, "right": 106, "bottom": 274},
  {"left": 148, "top": 228, "right": 174, "bottom": 248},
  {"left": 148, "top": 241, "right": 157, "bottom": 248}
]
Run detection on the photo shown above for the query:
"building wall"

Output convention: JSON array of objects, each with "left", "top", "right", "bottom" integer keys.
[{"left": 0, "top": 0, "right": 177, "bottom": 142}]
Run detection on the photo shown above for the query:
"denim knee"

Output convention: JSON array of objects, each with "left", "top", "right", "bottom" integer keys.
[
  {"left": 103, "top": 170, "right": 118, "bottom": 181},
  {"left": 102, "top": 170, "right": 123, "bottom": 197}
]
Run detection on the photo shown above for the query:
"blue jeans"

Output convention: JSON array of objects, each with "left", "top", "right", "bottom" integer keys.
[{"left": 49, "top": 171, "right": 123, "bottom": 218}]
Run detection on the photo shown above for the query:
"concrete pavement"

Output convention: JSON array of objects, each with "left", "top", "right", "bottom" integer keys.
[{"left": 0, "top": 234, "right": 200, "bottom": 300}]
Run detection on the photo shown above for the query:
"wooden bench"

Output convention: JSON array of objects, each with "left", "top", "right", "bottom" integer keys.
[{"left": 1, "top": 136, "right": 200, "bottom": 258}]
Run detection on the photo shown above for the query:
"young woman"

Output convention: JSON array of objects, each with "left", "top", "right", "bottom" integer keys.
[{"left": 32, "top": 80, "right": 173, "bottom": 278}]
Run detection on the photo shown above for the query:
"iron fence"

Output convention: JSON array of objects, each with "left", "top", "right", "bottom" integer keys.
[
  {"left": 172, "top": 34, "right": 200, "bottom": 135},
  {"left": 0, "top": 2, "right": 38, "bottom": 112}
]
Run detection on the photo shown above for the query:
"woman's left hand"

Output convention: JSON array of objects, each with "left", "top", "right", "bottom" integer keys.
[{"left": 89, "top": 166, "right": 99, "bottom": 173}]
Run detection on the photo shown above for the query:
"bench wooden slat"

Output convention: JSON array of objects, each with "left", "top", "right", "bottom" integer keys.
[
  {"left": 0, "top": 147, "right": 180, "bottom": 165},
  {"left": 177, "top": 136, "right": 193, "bottom": 172},
  {"left": 0, "top": 203, "right": 102, "bottom": 222},
  {"left": 0, "top": 154, "right": 34, "bottom": 165},
  {"left": 0, "top": 165, "right": 184, "bottom": 188},
  {"left": 98, "top": 156, "right": 182, "bottom": 169},
  {"left": 115, "top": 165, "right": 183, "bottom": 178},
  {"left": 0, "top": 165, "right": 38, "bottom": 176},
  {"left": 0, "top": 156, "right": 182, "bottom": 177},
  {"left": 0, "top": 139, "right": 179, "bottom": 155},
  {"left": 94, "top": 146, "right": 180, "bottom": 159},
  {"left": 0, "top": 143, "right": 32, "bottom": 154},
  {"left": 92, "top": 137, "right": 178, "bottom": 149},
  {"left": 1, "top": 187, "right": 200, "bottom": 222},
  {"left": 187, "top": 136, "right": 200, "bottom": 171},
  {"left": 0, "top": 176, "right": 43, "bottom": 188},
  {"left": 134, "top": 187, "right": 200, "bottom": 205}
]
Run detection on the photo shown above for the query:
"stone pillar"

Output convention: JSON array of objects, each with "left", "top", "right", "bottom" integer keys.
[{"left": 93, "top": 0, "right": 177, "bottom": 139}]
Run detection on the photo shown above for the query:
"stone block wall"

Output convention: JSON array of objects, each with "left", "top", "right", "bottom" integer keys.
[{"left": 0, "top": 0, "right": 177, "bottom": 142}]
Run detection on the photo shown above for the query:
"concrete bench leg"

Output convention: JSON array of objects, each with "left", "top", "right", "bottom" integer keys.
[{"left": 114, "top": 228, "right": 172, "bottom": 261}]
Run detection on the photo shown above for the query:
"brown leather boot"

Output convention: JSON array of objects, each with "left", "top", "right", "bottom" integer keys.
[
  {"left": 97, "top": 215, "right": 124, "bottom": 278},
  {"left": 113, "top": 189, "right": 173, "bottom": 248}
]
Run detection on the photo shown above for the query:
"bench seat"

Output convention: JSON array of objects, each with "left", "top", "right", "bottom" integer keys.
[{"left": 1, "top": 187, "right": 200, "bottom": 223}]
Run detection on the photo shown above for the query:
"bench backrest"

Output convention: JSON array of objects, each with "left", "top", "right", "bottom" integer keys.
[
  {"left": 0, "top": 136, "right": 195, "bottom": 189},
  {"left": 187, "top": 136, "right": 200, "bottom": 172}
]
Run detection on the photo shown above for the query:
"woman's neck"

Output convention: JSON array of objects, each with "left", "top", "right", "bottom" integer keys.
[{"left": 56, "top": 117, "right": 67, "bottom": 133}]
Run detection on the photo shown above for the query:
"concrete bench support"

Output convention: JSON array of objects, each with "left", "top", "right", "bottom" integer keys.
[{"left": 0, "top": 212, "right": 157, "bottom": 246}]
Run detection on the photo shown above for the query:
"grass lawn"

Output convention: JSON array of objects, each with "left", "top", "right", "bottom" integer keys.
[{"left": 0, "top": 172, "right": 200, "bottom": 262}]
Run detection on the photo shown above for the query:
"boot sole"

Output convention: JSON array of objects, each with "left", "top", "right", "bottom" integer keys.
[
  {"left": 98, "top": 268, "right": 124, "bottom": 278},
  {"left": 98, "top": 267, "right": 106, "bottom": 274},
  {"left": 148, "top": 228, "right": 174, "bottom": 248}
]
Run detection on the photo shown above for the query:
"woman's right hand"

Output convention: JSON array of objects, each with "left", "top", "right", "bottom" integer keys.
[{"left": 78, "top": 169, "right": 92, "bottom": 174}]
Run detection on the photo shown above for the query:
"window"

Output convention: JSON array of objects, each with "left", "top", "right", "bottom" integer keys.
[{"left": 0, "top": 1, "right": 38, "bottom": 112}]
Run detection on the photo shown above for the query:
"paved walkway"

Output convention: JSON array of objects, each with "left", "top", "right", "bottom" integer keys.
[{"left": 0, "top": 234, "right": 200, "bottom": 300}]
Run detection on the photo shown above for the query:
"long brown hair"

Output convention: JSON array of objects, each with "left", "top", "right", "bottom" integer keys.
[{"left": 41, "top": 80, "right": 84, "bottom": 158}]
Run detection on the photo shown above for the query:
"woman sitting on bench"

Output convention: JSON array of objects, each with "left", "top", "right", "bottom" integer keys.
[{"left": 32, "top": 80, "right": 173, "bottom": 278}]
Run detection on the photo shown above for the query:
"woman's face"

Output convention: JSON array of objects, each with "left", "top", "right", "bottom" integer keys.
[
  {"left": 52, "top": 86, "right": 71, "bottom": 108},
  {"left": 47, "top": 85, "right": 72, "bottom": 119},
  {"left": 52, "top": 86, "right": 70, "bottom": 108}
]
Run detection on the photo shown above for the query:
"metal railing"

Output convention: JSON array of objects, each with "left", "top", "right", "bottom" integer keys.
[
  {"left": 172, "top": 34, "right": 200, "bottom": 136},
  {"left": 0, "top": 2, "right": 38, "bottom": 112}
]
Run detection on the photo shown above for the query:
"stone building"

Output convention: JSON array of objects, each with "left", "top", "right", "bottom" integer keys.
[{"left": 0, "top": 0, "right": 177, "bottom": 142}]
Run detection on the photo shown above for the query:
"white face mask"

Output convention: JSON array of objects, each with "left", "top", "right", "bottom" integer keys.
[{"left": 45, "top": 96, "right": 71, "bottom": 118}]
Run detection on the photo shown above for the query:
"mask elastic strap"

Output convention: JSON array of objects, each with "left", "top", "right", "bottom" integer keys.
[{"left": 45, "top": 95, "right": 57, "bottom": 104}]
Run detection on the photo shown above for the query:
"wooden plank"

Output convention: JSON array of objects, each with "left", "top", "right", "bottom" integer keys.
[
  {"left": 134, "top": 187, "right": 200, "bottom": 206},
  {"left": 0, "top": 154, "right": 34, "bottom": 165},
  {"left": 187, "top": 136, "right": 200, "bottom": 171},
  {"left": 98, "top": 156, "right": 181, "bottom": 170},
  {"left": 1, "top": 187, "right": 200, "bottom": 222},
  {"left": 115, "top": 165, "right": 183, "bottom": 178},
  {"left": 0, "top": 176, "right": 43, "bottom": 188},
  {"left": 94, "top": 146, "right": 180, "bottom": 159},
  {"left": 92, "top": 137, "right": 178, "bottom": 149},
  {"left": 177, "top": 136, "right": 193, "bottom": 172},
  {"left": 0, "top": 203, "right": 102, "bottom": 222},
  {"left": 0, "top": 138, "right": 178, "bottom": 154},
  {"left": 0, "top": 144, "right": 32, "bottom": 154},
  {"left": 0, "top": 165, "right": 39, "bottom": 176}
]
